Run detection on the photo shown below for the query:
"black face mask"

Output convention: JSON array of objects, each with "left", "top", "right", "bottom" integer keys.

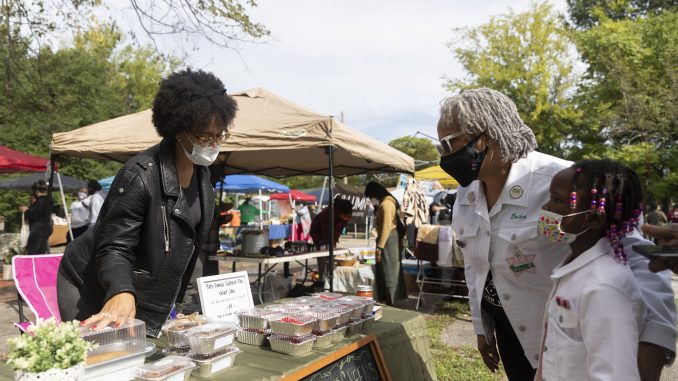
[{"left": 439, "top": 135, "right": 487, "bottom": 187}]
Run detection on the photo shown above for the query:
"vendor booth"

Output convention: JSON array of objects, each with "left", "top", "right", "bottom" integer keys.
[{"left": 39, "top": 89, "right": 430, "bottom": 380}]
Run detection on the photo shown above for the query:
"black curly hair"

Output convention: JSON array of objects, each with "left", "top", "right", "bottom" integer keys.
[
  {"left": 152, "top": 69, "right": 238, "bottom": 138},
  {"left": 572, "top": 159, "right": 643, "bottom": 263}
]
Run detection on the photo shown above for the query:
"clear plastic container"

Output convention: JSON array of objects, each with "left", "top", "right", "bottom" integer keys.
[
  {"left": 303, "top": 310, "right": 339, "bottom": 331},
  {"left": 185, "top": 322, "right": 237, "bottom": 355},
  {"left": 237, "top": 328, "right": 270, "bottom": 346},
  {"left": 161, "top": 317, "right": 208, "bottom": 349},
  {"left": 237, "top": 309, "right": 280, "bottom": 330},
  {"left": 269, "top": 334, "right": 315, "bottom": 356},
  {"left": 342, "top": 296, "right": 376, "bottom": 315},
  {"left": 190, "top": 346, "right": 240, "bottom": 377},
  {"left": 331, "top": 324, "right": 348, "bottom": 343},
  {"left": 134, "top": 356, "right": 195, "bottom": 381},
  {"left": 346, "top": 319, "right": 364, "bottom": 336},
  {"left": 269, "top": 315, "right": 317, "bottom": 337},
  {"left": 311, "top": 292, "right": 344, "bottom": 301},
  {"left": 81, "top": 319, "right": 149, "bottom": 368},
  {"left": 330, "top": 301, "right": 364, "bottom": 321},
  {"left": 320, "top": 306, "right": 351, "bottom": 326},
  {"left": 312, "top": 330, "right": 334, "bottom": 348}
]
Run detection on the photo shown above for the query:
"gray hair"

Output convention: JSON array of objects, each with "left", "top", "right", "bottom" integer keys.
[{"left": 440, "top": 88, "right": 537, "bottom": 163}]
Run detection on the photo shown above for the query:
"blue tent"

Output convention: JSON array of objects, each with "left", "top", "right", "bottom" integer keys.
[
  {"left": 216, "top": 175, "right": 289, "bottom": 193},
  {"left": 98, "top": 175, "right": 115, "bottom": 192}
]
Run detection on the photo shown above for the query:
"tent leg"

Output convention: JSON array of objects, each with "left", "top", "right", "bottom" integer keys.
[
  {"left": 56, "top": 173, "right": 74, "bottom": 241},
  {"left": 259, "top": 189, "right": 263, "bottom": 229},
  {"left": 325, "top": 146, "right": 335, "bottom": 292}
]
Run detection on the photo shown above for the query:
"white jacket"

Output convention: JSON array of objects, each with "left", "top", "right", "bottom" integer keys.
[
  {"left": 452, "top": 151, "right": 676, "bottom": 367},
  {"left": 537, "top": 237, "right": 645, "bottom": 381}
]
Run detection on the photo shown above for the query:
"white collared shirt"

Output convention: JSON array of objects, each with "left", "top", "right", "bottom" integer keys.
[
  {"left": 539, "top": 237, "right": 646, "bottom": 381},
  {"left": 452, "top": 151, "right": 676, "bottom": 367}
]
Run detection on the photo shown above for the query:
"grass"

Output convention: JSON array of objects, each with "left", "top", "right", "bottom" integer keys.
[{"left": 426, "top": 301, "right": 507, "bottom": 381}]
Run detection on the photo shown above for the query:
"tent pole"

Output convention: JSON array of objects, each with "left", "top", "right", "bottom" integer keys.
[
  {"left": 56, "top": 173, "right": 74, "bottom": 240},
  {"left": 259, "top": 189, "right": 263, "bottom": 228},
  {"left": 325, "top": 146, "right": 336, "bottom": 292}
]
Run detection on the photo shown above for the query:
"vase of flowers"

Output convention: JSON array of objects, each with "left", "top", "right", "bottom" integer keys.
[{"left": 7, "top": 318, "right": 95, "bottom": 381}]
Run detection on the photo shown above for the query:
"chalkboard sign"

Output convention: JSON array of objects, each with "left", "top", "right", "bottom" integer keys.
[{"left": 283, "top": 336, "right": 391, "bottom": 381}]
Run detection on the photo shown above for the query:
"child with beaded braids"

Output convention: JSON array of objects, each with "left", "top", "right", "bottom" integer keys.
[{"left": 535, "top": 159, "right": 647, "bottom": 381}]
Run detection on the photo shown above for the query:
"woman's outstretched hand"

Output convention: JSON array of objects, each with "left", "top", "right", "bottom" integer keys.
[{"left": 81, "top": 292, "right": 136, "bottom": 330}]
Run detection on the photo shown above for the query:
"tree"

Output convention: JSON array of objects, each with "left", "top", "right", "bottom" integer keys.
[
  {"left": 572, "top": 11, "right": 678, "bottom": 202},
  {"left": 388, "top": 136, "right": 438, "bottom": 168},
  {"left": 0, "top": 24, "right": 172, "bottom": 231},
  {"left": 445, "top": 2, "right": 582, "bottom": 158},
  {"left": 566, "top": 0, "right": 678, "bottom": 29}
]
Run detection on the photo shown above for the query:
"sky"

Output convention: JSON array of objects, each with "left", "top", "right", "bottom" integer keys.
[{"left": 110, "top": 0, "right": 568, "bottom": 144}]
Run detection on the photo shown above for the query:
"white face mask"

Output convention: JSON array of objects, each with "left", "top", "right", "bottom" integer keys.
[
  {"left": 538, "top": 209, "right": 591, "bottom": 244},
  {"left": 181, "top": 133, "right": 220, "bottom": 166},
  {"left": 78, "top": 192, "right": 88, "bottom": 200},
  {"left": 370, "top": 198, "right": 380, "bottom": 207}
]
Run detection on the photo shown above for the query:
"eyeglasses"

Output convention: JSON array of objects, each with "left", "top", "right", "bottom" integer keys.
[
  {"left": 436, "top": 131, "right": 465, "bottom": 156},
  {"left": 189, "top": 130, "right": 231, "bottom": 147}
]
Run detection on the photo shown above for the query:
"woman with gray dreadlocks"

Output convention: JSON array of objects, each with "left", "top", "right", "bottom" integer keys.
[{"left": 436, "top": 88, "right": 675, "bottom": 381}]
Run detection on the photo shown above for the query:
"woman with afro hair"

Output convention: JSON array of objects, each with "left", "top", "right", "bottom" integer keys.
[{"left": 57, "top": 69, "right": 237, "bottom": 336}]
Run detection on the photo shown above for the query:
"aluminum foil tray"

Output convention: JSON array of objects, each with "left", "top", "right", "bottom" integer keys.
[
  {"left": 190, "top": 346, "right": 240, "bottom": 378},
  {"left": 237, "top": 309, "right": 280, "bottom": 330},
  {"left": 346, "top": 320, "right": 364, "bottom": 336},
  {"left": 331, "top": 325, "right": 348, "bottom": 343},
  {"left": 304, "top": 310, "right": 339, "bottom": 332},
  {"left": 312, "top": 331, "right": 334, "bottom": 348},
  {"left": 269, "top": 334, "right": 315, "bottom": 356},
  {"left": 269, "top": 315, "right": 317, "bottom": 337},
  {"left": 237, "top": 329, "right": 270, "bottom": 346},
  {"left": 185, "top": 322, "right": 237, "bottom": 356},
  {"left": 133, "top": 355, "right": 195, "bottom": 381}
]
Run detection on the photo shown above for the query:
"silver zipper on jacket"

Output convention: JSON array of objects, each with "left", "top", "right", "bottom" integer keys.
[{"left": 161, "top": 205, "right": 170, "bottom": 252}]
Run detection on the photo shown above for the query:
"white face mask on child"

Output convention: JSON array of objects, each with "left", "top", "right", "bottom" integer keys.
[{"left": 538, "top": 209, "right": 591, "bottom": 244}]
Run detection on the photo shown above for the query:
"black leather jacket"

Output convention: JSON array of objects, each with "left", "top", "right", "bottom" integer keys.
[{"left": 59, "top": 139, "right": 215, "bottom": 337}]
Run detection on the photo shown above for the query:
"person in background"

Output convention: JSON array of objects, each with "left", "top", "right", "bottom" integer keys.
[
  {"left": 645, "top": 203, "right": 668, "bottom": 227},
  {"left": 293, "top": 202, "right": 312, "bottom": 242},
  {"left": 238, "top": 197, "right": 260, "bottom": 225},
  {"left": 309, "top": 198, "right": 353, "bottom": 282},
  {"left": 67, "top": 186, "right": 91, "bottom": 243},
  {"left": 437, "top": 88, "right": 675, "bottom": 380},
  {"left": 535, "top": 159, "right": 646, "bottom": 381},
  {"left": 364, "top": 181, "right": 407, "bottom": 306},
  {"left": 57, "top": 69, "right": 237, "bottom": 337},
  {"left": 18, "top": 180, "right": 53, "bottom": 254},
  {"left": 84, "top": 179, "right": 105, "bottom": 227},
  {"left": 670, "top": 204, "right": 678, "bottom": 224}
]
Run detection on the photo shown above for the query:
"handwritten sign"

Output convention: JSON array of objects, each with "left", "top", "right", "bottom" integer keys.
[
  {"left": 283, "top": 336, "right": 391, "bottom": 381},
  {"left": 197, "top": 271, "right": 253, "bottom": 323}
]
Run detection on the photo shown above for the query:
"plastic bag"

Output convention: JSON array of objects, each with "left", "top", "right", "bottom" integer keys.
[{"left": 19, "top": 212, "right": 29, "bottom": 248}]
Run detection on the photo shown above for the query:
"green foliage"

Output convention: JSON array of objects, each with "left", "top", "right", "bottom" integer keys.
[
  {"left": 426, "top": 301, "right": 506, "bottom": 381},
  {"left": 0, "top": 23, "right": 171, "bottom": 231},
  {"left": 388, "top": 136, "right": 438, "bottom": 168},
  {"left": 566, "top": 0, "right": 678, "bottom": 29},
  {"left": 573, "top": 11, "right": 678, "bottom": 203},
  {"left": 445, "top": 2, "right": 582, "bottom": 158},
  {"left": 7, "top": 318, "right": 95, "bottom": 373}
]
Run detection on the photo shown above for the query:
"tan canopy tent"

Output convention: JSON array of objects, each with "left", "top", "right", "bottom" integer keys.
[
  {"left": 50, "top": 88, "right": 414, "bottom": 177},
  {"left": 50, "top": 87, "right": 414, "bottom": 292}
]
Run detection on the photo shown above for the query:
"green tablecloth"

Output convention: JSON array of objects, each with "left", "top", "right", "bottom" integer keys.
[{"left": 0, "top": 307, "right": 436, "bottom": 381}]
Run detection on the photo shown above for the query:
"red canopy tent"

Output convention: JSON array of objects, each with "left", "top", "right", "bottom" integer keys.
[
  {"left": 0, "top": 146, "right": 48, "bottom": 173},
  {"left": 269, "top": 190, "right": 317, "bottom": 202}
]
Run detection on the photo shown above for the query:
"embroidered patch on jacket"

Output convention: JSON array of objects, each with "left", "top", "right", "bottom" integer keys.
[
  {"left": 510, "top": 212, "right": 527, "bottom": 220},
  {"left": 505, "top": 247, "right": 536, "bottom": 275}
]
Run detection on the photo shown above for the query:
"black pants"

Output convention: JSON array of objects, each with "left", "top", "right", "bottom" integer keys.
[
  {"left": 481, "top": 297, "right": 536, "bottom": 381},
  {"left": 57, "top": 269, "right": 101, "bottom": 322}
]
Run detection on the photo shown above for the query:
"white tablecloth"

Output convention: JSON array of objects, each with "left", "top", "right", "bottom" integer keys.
[{"left": 324, "top": 264, "right": 375, "bottom": 293}]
